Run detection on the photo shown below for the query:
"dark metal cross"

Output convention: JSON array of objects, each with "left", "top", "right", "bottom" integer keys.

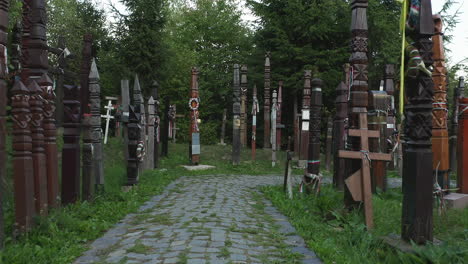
[{"left": 338, "top": 113, "right": 391, "bottom": 229}]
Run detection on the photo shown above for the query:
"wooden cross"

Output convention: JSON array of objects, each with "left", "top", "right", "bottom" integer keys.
[
  {"left": 101, "top": 100, "right": 115, "bottom": 144},
  {"left": 338, "top": 113, "right": 391, "bottom": 229}
]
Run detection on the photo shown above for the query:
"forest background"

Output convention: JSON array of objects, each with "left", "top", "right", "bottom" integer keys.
[{"left": 6, "top": 0, "right": 468, "bottom": 146}]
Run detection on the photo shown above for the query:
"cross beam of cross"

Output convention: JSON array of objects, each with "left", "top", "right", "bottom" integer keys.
[{"left": 338, "top": 113, "right": 391, "bottom": 229}]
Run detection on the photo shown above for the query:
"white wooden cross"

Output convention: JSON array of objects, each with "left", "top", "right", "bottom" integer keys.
[{"left": 101, "top": 100, "right": 115, "bottom": 144}]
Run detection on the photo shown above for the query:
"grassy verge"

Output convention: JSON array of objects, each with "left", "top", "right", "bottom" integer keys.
[{"left": 261, "top": 184, "right": 468, "bottom": 264}]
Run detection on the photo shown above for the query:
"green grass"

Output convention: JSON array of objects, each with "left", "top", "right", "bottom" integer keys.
[{"left": 261, "top": 184, "right": 468, "bottom": 264}]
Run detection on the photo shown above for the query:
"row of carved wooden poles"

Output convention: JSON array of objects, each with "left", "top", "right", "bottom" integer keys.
[{"left": 0, "top": 0, "right": 107, "bottom": 235}]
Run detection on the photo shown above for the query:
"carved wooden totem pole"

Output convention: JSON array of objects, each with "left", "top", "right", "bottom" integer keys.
[
  {"left": 401, "top": 0, "right": 434, "bottom": 244},
  {"left": 189, "top": 67, "right": 201, "bottom": 165},
  {"left": 299, "top": 70, "right": 312, "bottom": 168},
  {"left": 161, "top": 96, "right": 169, "bottom": 158},
  {"left": 0, "top": 0, "right": 9, "bottom": 244},
  {"left": 305, "top": 78, "right": 323, "bottom": 181},
  {"left": 333, "top": 81, "right": 348, "bottom": 190},
  {"left": 147, "top": 97, "right": 155, "bottom": 169},
  {"left": 383, "top": 64, "right": 397, "bottom": 169},
  {"left": 133, "top": 75, "right": 146, "bottom": 170},
  {"left": 293, "top": 93, "right": 300, "bottom": 159},
  {"left": 432, "top": 15, "right": 449, "bottom": 189},
  {"left": 29, "top": 80, "right": 48, "bottom": 215},
  {"left": 252, "top": 85, "right": 259, "bottom": 160},
  {"left": 276, "top": 81, "right": 283, "bottom": 150},
  {"left": 450, "top": 77, "right": 463, "bottom": 173},
  {"left": 38, "top": 74, "right": 59, "bottom": 208},
  {"left": 232, "top": 64, "right": 241, "bottom": 165},
  {"left": 220, "top": 108, "right": 227, "bottom": 145},
  {"left": 90, "top": 60, "right": 104, "bottom": 188},
  {"left": 344, "top": 0, "right": 370, "bottom": 209},
  {"left": 12, "top": 80, "right": 36, "bottom": 231},
  {"left": 62, "top": 84, "right": 81, "bottom": 205},
  {"left": 240, "top": 65, "right": 248, "bottom": 147},
  {"left": 457, "top": 77, "right": 468, "bottom": 193},
  {"left": 127, "top": 105, "right": 141, "bottom": 185},
  {"left": 81, "top": 35, "right": 94, "bottom": 200},
  {"left": 325, "top": 116, "right": 333, "bottom": 171},
  {"left": 263, "top": 53, "right": 272, "bottom": 149},
  {"left": 152, "top": 81, "right": 160, "bottom": 168},
  {"left": 121, "top": 80, "right": 130, "bottom": 159},
  {"left": 271, "top": 89, "right": 278, "bottom": 167},
  {"left": 21, "top": 0, "right": 49, "bottom": 215}
]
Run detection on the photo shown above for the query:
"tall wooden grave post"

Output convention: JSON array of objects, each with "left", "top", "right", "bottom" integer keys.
[
  {"left": 220, "top": 108, "right": 227, "bottom": 145},
  {"left": 263, "top": 53, "right": 272, "bottom": 149},
  {"left": 401, "top": 0, "right": 434, "bottom": 244},
  {"left": 299, "top": 70, "right": 312, "bottom": 168},
  {"left": 450, "top": 78, "right": 463, "bottom": 173},
  {"left": 147, "top": 97, "right": 155, "bottom": 169},
  {"left": 22, "top": 0, "right": 49, "bottom": 215},
  {"left": 252, "top": 85, "right": 259, "bottom": 160},
  {"left": 232, "top": 64, "right": 241, "bottom": 165},
  {"left": 11, "top": 80, "right": 36, "bottom": 231},
  {"left": 432, "top": 15, "right": 449, "bottom": 189},
  {"left": 271, "top": 89, "right": 278, "bottom": 167},
  {"left": 81, "top": 35, "right": 93, "bottom": 200},
  {"left": 333, "top": 82, "right": 348, "bottom": 190},
  {"left": 458, "top": 95, "right": 468, "bottom": 193},
  {"left": 368, "top": 91, "right": 389, "bottom": 192},
  {"left": 189, "top": 67, "right": 200, "bottom": 165},
  {"left": 120, "top": 81, "right": 130, "bottom": 163},
  {"left": 89, "top": 60, "right": 104, "bottom": 188},
  {"left": 305, "top": 78, "right": 323, "bottom": 181},
  {"left": 0, "top": 0, "right": 9, "bottom": 244},
  {"left": 383, "top": 64, "right": 397, "bottom": 169},
  {"left": 133, "top": 75, "right": 146, "bottom": 171},
  {"left": 62, "top": 84, "right": 81, "bottom": 205},
  {"left": 276, "top": 81, "right": 283, "bottom": 149},
  {"left": 38, "top": 74, "right": 59, "bottom": 208},
  {"left": 344, "top": 0, "right": 370, "bottom": 209},
  {"left": 293, "top": 93, "right": 300, "bottom": 159},
  {"left": 325, "top": 116, "right": 333, "bottom": 171},
  {"left": 161, "top": 96, "right": 170, "bottom": 157},
  {"left": 152, "top": 81, "right": 160, "bottom": 168},
  {"left": 240, "top": 65, "right": 248, "bottom": 147},
  {"left": 127, "top": 105, "right": 141, "bottom": 185}
]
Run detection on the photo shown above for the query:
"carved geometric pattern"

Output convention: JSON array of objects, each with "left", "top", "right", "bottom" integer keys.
[
  {"left": 418, "top": 38, "right": 434, "bottom": 64},
  {"left": 353, "top": 64, "right": 368, "bottom": 81},
  {"left": 405, "top": 111, "right": 432, "bottom": 140},
  {"left": 351, "top": 37, "right": 368, "bottom": 52}
]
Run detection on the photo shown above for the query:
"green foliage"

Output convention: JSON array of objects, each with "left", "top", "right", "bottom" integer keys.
[
  {"left": 155, "top": 0, "right": 253, "bottom": 145},
  {"left": 262, "top": 184, "right": 468, "bottom": 264}
]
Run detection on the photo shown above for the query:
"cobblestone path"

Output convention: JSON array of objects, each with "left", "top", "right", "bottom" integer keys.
[{"left": 74, "top": 175, "right": 320, "bottom": 264}]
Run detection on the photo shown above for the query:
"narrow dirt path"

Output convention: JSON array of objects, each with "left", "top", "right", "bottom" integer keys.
[{"left": 74, "top": 175, "right": 320, "bottom": 264}]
